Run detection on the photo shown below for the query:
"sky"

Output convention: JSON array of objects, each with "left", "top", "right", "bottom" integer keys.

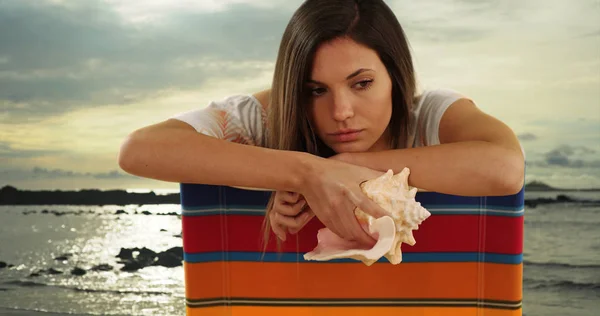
[{"left": 0, "top": 0, "right": 599, "bottom": 191}]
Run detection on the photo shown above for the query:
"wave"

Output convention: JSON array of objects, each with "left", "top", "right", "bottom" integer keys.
[
  {"left": 2, "top": 280, "right": 170, "bottom": 296},
  {"left": 524, "top": 279, "right": 600, "bottom": 291},
  {"left": 523, "top": 260, "right": 600, "bottom": 269}
]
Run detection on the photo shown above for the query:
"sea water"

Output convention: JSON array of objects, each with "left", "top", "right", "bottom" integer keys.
[{"left": 0, "top": 192, "right": 598, "bottom": 316}]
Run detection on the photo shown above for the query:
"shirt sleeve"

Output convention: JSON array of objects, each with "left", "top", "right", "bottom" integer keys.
[
  {"left": 413, "top": 88, "right": 469, "bottom": 147},
  {"left": 169, "top": 94, "right": 266, "bottom": 147}
]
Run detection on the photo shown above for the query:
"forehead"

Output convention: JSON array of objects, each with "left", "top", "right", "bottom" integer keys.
[{"left": 311, "top": 37, "right": 383, "bottom": 80}]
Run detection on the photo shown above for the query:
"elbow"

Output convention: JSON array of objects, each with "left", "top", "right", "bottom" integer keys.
[
  {"left": 118, "top": 132, "right": 144, "bottom": 176},
  {"left": 496, "top": 150, "right": 525, "bottom": 195}
]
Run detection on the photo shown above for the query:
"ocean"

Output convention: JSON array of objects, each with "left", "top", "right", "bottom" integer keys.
[{"left": 0, "top": 191, "right": 598, "bottom": 316}]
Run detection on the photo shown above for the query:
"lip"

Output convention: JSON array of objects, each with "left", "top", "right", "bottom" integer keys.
[{"left": 329, "top": 129, "right": 363, "bottom": 142}]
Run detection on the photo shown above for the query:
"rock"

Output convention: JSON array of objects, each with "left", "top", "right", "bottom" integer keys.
[
  {"left": 71, "top": 267, "right": 86, "bottom": 276},
  {"left": 115, "top": 210, "right": 127, "bottom": 215},
  {"left": 0, "top": 261, "right": 7, "bottom": 268},
  {"left": 556, "top": 194, "right": 574, "bottom": 202},
  {"left": 91, "top": 264, "right": 113, "bottom": 272},
  {"left": 54, "top": 253, "right": 73, "bottom": 261},
  {"left": 28, "top": 269, "right": 47, "bottom": 277},
  {"left": 47, "top": 268, "right": 63, "bottom": 275},
  {"left": 164, "top": 246, "right": 183, "bottom": 258},
  {"left": 116, "top": 247, "right": 159, "bottom": 271},
  {"left": 41, "top": 210, "right": 49, "bottom": 214},
  {"left": 153, "top": 252, "right": 182, "bottom": 267},
  {"left": 134, "top": 247, "right": 157, "bottom": 266},
  {"left": 116, "top": 248, "right": 134, "bottom": 260},
  {"left": 141, "top": 211, "right": 151, "bottom": 215},
  {"left": 152, "top": 247, "right": 183, "bottom": 268},
  {"left": 121, "top": 261, "right": 144, "bottom": 272},
  {"left": 160, "top": 229, "right": 167, "bottom": 232}
]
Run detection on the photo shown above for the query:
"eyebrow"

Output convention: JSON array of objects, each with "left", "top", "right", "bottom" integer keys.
[{"left": 308, "top": 68, "right": 374, "bottom": 85}]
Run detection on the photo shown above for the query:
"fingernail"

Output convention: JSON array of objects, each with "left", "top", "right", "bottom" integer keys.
[{"left": 300, "top": 200, "right": 307, "bottom": 210}]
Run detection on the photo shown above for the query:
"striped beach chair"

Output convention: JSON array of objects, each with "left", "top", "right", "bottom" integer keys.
[{"left": 180, "top": 184, "right": 524, "bottom": 316}]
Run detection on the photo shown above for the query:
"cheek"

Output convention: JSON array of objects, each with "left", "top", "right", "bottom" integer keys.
[{"left": 364, "top": 90, "right": 392, "bottom": 122}]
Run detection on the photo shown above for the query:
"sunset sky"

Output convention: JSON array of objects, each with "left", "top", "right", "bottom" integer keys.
[{"left": 1, "top": 0, "right": 599, "bottom": 191}]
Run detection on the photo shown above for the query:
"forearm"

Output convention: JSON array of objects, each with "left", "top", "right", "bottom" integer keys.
[
  {"left": 345, "top": 141, "right": 525, "bottom": 196},
  {"left": 119, "top": 126, "right": 314, "bottom": 192}
]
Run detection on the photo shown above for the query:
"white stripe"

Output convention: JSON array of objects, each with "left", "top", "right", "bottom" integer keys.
[{"left": 430, "top": 208, "right": 524, "bottom": 214}]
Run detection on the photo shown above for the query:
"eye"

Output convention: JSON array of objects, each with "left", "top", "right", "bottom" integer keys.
[
  {"left": 354, "top": 79, "right": 373, "bottom": 90},
  {"left": 310, "top": 87, "right": 327, "bottom": 97}
]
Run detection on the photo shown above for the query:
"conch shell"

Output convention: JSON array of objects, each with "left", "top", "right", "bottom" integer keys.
[{"left": 303, "top": 168, "right": 431, "bottom": 266}]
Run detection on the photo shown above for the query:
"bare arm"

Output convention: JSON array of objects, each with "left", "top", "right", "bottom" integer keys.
[
  {"left": 334, "top": 98, "right": 525, "bottom": 196},
  {"left": 118, "top": 118, "right": 314, "bottom": 192}
]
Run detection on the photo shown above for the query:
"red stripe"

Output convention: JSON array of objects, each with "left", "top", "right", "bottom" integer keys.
[{"left": 182, "top": 215, "right": 523, "bottom": 255}]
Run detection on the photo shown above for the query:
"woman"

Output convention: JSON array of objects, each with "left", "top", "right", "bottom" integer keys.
[{"left": 118, "top": 0, "right": 524, "bottom": 247}]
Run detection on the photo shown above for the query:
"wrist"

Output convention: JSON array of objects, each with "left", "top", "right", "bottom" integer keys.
[{"left": 288, "top": 151, "right": 321, "bottom": 192}]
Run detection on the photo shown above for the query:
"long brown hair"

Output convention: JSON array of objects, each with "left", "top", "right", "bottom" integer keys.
[{"left": 262, "top": 0, "right": 416, "bottom": 250}]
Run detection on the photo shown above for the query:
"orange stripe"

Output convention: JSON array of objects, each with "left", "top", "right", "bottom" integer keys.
[
  {"left": 184, "top": 262, "right": 227, "bottom": 300},
  {"left": 184, "top": 262, "right": 522, "bottom": 301},
  {"left": 186, "top": 306, "right": 522, "bottom": 316}
]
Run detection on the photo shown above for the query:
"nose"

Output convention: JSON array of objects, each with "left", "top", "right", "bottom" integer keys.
[{"left": 331, "top": 90, "right": 354, "bottom": 122}]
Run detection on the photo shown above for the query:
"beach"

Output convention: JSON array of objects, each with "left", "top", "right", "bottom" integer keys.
[{"left": 1, "top": 192, "right": 599, "bottom": 315}]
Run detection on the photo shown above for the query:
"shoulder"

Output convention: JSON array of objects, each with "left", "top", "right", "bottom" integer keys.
[
  {"left": 170, "top": 94, "right": 267, "bottom": 146},
  {"left": 409, "top": 88, "right": 473, "bottom": 147},
  {"left": 252, "top": 89, "right": 271, "bottom": 111},
  {"left": 414, "top": 88, "right": 470, "bottom": 111}
]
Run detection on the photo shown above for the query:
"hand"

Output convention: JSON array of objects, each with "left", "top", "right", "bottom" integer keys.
[
  {"left": 299, "top": 157, "right": 390, "bottom": 247},
  {"left": 269, "top": 191, "right": 314, "bottom": 241}
]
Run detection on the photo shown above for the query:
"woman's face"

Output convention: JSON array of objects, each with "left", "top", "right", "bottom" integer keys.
[{"left": 307, "top": 37, "right": 393, "bottom": 153}]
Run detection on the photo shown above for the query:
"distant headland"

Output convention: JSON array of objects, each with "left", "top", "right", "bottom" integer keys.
[
  {"left": 1, "top": 181, "right": 598, "bottom": 205},
  {"left": 0, "top": 185, "right": 180, "bottom": 205}
]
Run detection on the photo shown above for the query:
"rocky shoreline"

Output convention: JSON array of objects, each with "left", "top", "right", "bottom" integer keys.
[
  {"left": 3, "top": 181, "right": 600, "bottom": 206},
  {"left": 524, "top": 194, "right": 600, "bottom": 208},
  {"left": 0, "top": 246, "right": 184, "bottom": 278},
  {"left": 0, "top": 186, "right": 180, "bottom": 206}
]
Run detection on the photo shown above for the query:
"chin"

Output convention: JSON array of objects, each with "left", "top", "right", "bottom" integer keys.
[{"left": 330, "top": 141, "right": 371, "bottom": 153}]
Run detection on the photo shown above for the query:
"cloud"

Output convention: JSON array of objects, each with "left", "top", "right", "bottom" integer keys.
[
  {"left": 0, "top": 166, "right": 175, "bottom": 190},
  {"left": 4, "top": 167, "right": 136, "bottom": 180},
  {"left": 0, "top": 0, "right": 291, "bottom": 123},
  {"left": 518, "top": 133, "right": 538, "bottom": 141},
  {"left": 535, "top": 144, "right": 600, "bottom": 168},
  {"left": 0, "top": 141, "right": 61, "bottom": 159}
]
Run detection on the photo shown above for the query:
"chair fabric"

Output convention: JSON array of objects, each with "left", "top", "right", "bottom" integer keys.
[{"left": 180, "top": 184, "right": 524, "bottom": 316}]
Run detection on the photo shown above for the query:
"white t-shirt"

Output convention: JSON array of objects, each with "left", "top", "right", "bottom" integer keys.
[{"left": 170, "top": 88, "right": 468, "bottom": 149}]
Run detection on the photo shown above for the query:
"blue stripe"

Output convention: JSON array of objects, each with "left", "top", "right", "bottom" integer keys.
[
  {"left": 183, "top": 252, "right": 523, "bottom": 264},
  {"left": 179, "top": 184, "right": 525, "bottom": 210}
]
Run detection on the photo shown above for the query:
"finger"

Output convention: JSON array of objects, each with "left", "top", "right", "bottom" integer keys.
[
  {"left": 273, "top": 199, "right": 306, "bottom": 217},
  {"left": 275, "top": 211, "right": 311, "bottom": 232},
  {"left": 333, "top": 199, "right": 376, "bottom": 246},
  {"left": 320, "top": 199, "right": 369, "bottom": 246},
  {"left": 278, "top": 191, "right": 301, "bottom": 204},
  {"left": 288, "top": 208, "right": 315, "bottom": 234},
  {"left": 349, "top": 215, "right": 376, "bottom": 246},
  {"left": 270, "top": 213, "right": 287, "bottom": 241},
  {"left": 348, "top": 190, "right": 390, "bottom": 219}
]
